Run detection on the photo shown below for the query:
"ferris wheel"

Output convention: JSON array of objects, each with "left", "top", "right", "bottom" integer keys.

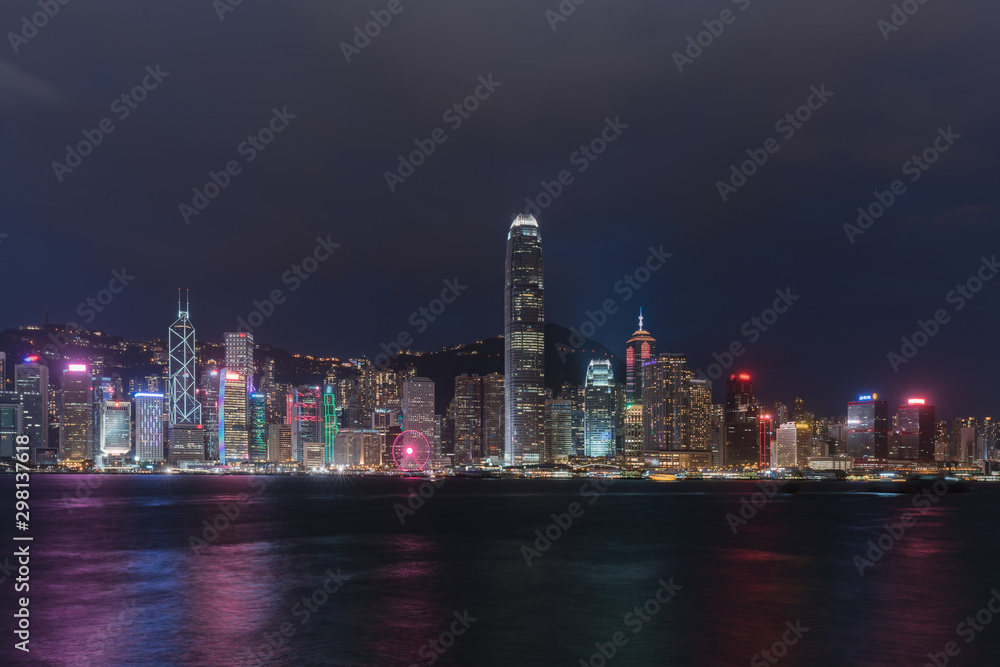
[{"left": 391, "top": 430, "right": 431, "bottom": 471}]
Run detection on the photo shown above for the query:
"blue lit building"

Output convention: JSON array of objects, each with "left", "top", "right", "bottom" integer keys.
[{"left": 584, "top": 359, "right": 615, "bottom": 457}]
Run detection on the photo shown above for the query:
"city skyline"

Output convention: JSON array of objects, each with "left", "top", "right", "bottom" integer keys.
[{"left": 4, "top": 3, "right": 1000, "bottom": 665}]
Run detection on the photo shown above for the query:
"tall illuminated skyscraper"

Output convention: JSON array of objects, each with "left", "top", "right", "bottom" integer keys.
[
  {"left": 224, "top": 332, "right": 255, "bottom": 378},
  {"left": 249, "top": 392, "right": 267, "bottom": 463},
  {"left": 504, "top": 214, "right": 545, "bottom": 465},
  {"left": 454, "top": 374, "right": 484, "bottom": 464},
  {"left": 483, "top": 373, "right": 504, "bottom": 463},
  {"left": 725, "top": 372, "right": 758, "bottom": 467},
  {"left": 625, "top": 311, "right": 655, "bottom": 403},
  {"left": 99, "top": 401, "right": 131, "bottom": 464},
  {"left": 14, "top": 358, "right": 48, "bottom": 460},
  {"left": 288, "top": 386, "right": 322, "bottom": 463},
  {"left": 584, "top": 360, "right": 615, "bottom": 457},
  {"left": 847, "top": 394, "right": 889, "bottom": 459},
  {"left": 688, "top": 378, "right": 712, "bottom": 451},
  {"left": 168, "top": 291, "right": 201, "bottom": 425},
  {"left": 897, "top": 398, "right": 935, "bottom": 461},
  {"left": 643, "top": 353, "right": 691, "bottom": 450},
  {"left": 544, "top": 399, "right": 574, "bottom": 462},
  {"left": 135, "top": 393, "right": 165, "bottom": 463},
  {"left": 199, "top": 364, "right": 221, "bottom": 461},
  {"left": 323, "top": 386, "right": 338, "bottom": 465},
  {"left": 219, "top": 371, "right": 249, "bottom": 464},
  {"left": 60, "top": 364, "right": 92, "bottom": 462},
  {"left": 402, "top": 377, "right": 435, "bottom": 447}
]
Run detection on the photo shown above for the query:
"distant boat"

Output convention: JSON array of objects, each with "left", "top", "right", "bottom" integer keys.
[
  {"left": 874, "top": 473, "right": 970, "bottom": 494},
  {"left": 647, "top": 472, "right": 677, "bottom": 482}
]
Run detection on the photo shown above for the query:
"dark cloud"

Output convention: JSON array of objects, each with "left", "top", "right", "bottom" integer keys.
[{"left": 0, "top": 0, "right": 997, "bottom": 419}]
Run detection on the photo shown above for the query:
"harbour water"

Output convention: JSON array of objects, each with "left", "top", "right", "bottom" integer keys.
[{"left": 4, "top": 475, "right": 1000, "bottom": 666}]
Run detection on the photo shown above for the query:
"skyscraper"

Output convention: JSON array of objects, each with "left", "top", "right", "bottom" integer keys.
[
  {"left": 225, "top": 332, "right": 255, "bottom": 378},
  {"left": 199, "top": 364, "right": 221, "bottom": 461},
  {"left": 167, "top": 423, "right": 206, "bottom": 465},
  {"left": 688, "top": 378, "right": 712, "bottom": 451},
  {"left": 454, "top": 374, "right": 484, "bottom": 464},
  {"left": 14, "top": 358, "right": 48, "bottom": 458},
  {"left": 287, "top": 386, "right": 322, "bottom": 463},
  {"left": 710, "top": 404, "right": 725, "bottom": 467},
  {"left": 774, "top": 422, "right": 812, "bottom": 468},
  {"left": 544, "top": 399, "right": 574, "bottom": 462},
  {"left": 99, "top": 401, "right": 131, "bottom": 463},
  {"left": 0, "top": 397, "right": 23, "bottom": 459},
  {"left": 219, "top": 371, "right": 249, "bottom": 464},
  {"left": 267, "top": 423, "right": 292, "bottom": 463},
  {"left": 725, "top": 373, "right": 758, "bottom": 467},
  {"left": 482, "top": 373, "right": 505, "bottom": 463},
  {"left": 249, "top": 392, "right": 267, "bottom": 463},
  {"left": 323, "top": 386, "right": 338, "bottom": 465},
  {"left": 625, "top": 310, "right": 655, "bottom": 403},
  {"left": 402, "top": 377, "right": 435, "bottom": 448},
  {"left": 847, "top": 394, "right": 889, "bottom": 459},
  {"left": 897, "top": 398, "right": 935, "bottom": 462},
  {"left": 168, "top": 291, "right": 201, "bottom": 425},
  {"left": 135, "top": 393, "right": 165, "bottom": 463},
  {"left": 621, "top": 402, "right": 644, "bottom": 458},
  {"left": 643, "top": 353, "right": 690, "bottom": 450},
  {"left": 504, "top": 214, "right": 545, "bottom": 465},
  {"left": 60, "top": 364, "right": 92, "bottom": 462},
  {"left": 584, "top": 360, "right": 615, "bottom": 457},
  {"left": 450, "top": 374, "right": 506, "bottom": 463}
]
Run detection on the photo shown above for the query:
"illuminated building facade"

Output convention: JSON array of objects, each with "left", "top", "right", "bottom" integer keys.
[
  {"left": 544, "top": 399, "right": 574, "bottom": 462},
  {"left": 334, "top": 429, "right": 380, "bottom": 467},
  {"left": 60, "top": 364, "right": 93, "bottom": 461},
  {"left": 199, "top": 364, "right": 221, "bottom": 461},
  {"left": 625, "top": 310, "right": 655, "bottom": 403},
  {"left": 249, "top": 392, "right": 267, "bottom": 463},
  {"left": 897, "top": 398, "right": 935, "bottom": 461},
  {"left": 219, "top": 371, "right": 249, "bottom": 464},
  {"left": 774, "top": 422, "right": 811, "bottom": 468},
  {"left": 168, "top": 291, "right": 201, "bottom": 425},
  {"left": 710, "top": 404, "right": 725, "bottom": 467},
  {"left": 643, "top": 354, "right": 690, "bottom": 450},
  {"left": 15, "top": 359, "right": 49, "bottom": 458},
  {"left": 725, "top": 373, "right": 758, "bottom": 467},
  {"left": 224, "top": 331, "right": 255, "bottom": 378},
  {"left": 584, "top": 359, "right": 615, "bottom": 457},
  {"left": 688, "top": 378, "right": 712, "bottom": 451},
  {"left": 135, "top": 393, "right": 165, "bottom": 463},
  {"left": 622, "top": 403, "right": 644, "bottom": 457},
  {"left": 267, "top": 423, "right": 292, "bottom": 463},
  {"left": 168, "top": 423, "right": 205, "bottom": 464},
  {"left": 454, "top": 374, "right": 484, "bottom": 463},
  {"left": 288, "top": 386, "right": 322, "bottom": 463},
  {"left": 402, "top": 377, "right": 435, "bottom": 449},
  {"left": 847, "top": 395, "right": 889, "bottom": 459},
  {"left": 324, "top": 386, "right": 338, "bottom": 464},
  {"left": 0, "top": 398, "right": 23, "bottom": 459},
  {"left": 483, "top": 373, "right": 504, "bottom": 462},
  {"left": 504, "top": 214, "right": 545, "bottom": 465},
  {"left": 99, "top": 401, "right": 132, "bottom": 461}
]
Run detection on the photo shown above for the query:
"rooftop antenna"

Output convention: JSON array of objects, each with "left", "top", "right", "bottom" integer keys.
[{"left": 638, "top": 307, "right": 644, "bottom": 330}]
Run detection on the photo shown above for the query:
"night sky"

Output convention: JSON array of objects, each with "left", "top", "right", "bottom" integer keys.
[{"left": 1, "top": 0, "right": 997, "bottom": 419}]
